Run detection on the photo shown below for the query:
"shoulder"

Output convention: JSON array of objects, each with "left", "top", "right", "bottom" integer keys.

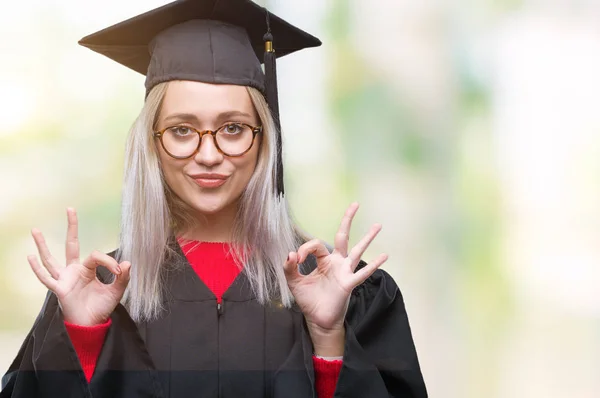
[
  {"left": 346, "top": 264, "right": 405, "bottom": 332},
  {"left": 355, "top": 262, "right": 400, "bottom": 299},
  {"left": 302, "top": 250, "right": 402, "bottom": 313},
  {"left": 302, "top": 248, "right": 400, "bottom": 299}
]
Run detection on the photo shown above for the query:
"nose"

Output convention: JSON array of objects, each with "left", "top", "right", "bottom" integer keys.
[{"left": 193, "top": 134, "right": 224, "bottom": 167}]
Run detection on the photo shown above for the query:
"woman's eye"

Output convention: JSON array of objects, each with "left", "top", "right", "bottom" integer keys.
[
  {"left": 223, "top": 124, "right": 242, "bottom": 134},
  {"left": 170, "top": 126, "right": 192, "bottom": 136}
]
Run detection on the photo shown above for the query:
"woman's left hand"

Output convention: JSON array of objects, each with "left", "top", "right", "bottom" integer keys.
[{"left": 283, "top": 202, "right": 388, "bottom": 356}]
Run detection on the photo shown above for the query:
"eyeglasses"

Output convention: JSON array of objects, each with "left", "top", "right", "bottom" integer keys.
[{"left": 153, "top": 122, "right": 262, "bottom": 159}]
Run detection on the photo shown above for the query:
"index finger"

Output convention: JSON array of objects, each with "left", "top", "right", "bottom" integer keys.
[
  {"left": 333, "top": 202, "right": 359, "bottom": 257},
  {"left": 82, "top": 251, "right": 121, "bottom": 275},
  {"left": 65, "top": 208, "right": 80, "bottom": 265}
]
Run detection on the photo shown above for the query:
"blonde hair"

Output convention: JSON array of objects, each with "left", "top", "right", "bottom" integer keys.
[{"left": 118, "top": 81, "right": 309, "bottom": 322}]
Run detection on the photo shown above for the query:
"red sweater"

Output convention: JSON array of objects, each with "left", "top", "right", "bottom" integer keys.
[{"left": 65, "top": 241, "right": 342, "bottom": 397}]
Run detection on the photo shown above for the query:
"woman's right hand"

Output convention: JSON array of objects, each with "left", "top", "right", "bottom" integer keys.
[{"left": 27, "top": 208, "right": 131, "bottom": 326}]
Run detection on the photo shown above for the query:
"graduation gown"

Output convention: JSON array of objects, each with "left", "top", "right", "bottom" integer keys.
[{"left": 1, "top": 240, "right": 427, "bottom": 398}]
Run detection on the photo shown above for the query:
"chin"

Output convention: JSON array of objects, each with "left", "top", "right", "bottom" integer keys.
[
  {"left": 196, "top": 205, "right": 226, "bottom": 215},
  {"left": 186, "top": 193, "right": 235, "bottom": 216},
  {"left": 190, "top": 200, "right": 226, "bottom": 215}
]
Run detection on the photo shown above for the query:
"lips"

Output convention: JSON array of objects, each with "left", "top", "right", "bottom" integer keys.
[{"left": 189, "top": 173, "right": 229, "bottom": 189}]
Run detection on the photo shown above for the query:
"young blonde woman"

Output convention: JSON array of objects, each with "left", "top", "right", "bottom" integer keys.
[{"left": 1, "top": 1, "right": 427, "bottom": 397}]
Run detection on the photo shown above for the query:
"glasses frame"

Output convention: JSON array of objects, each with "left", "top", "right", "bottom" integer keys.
[{"left": 153, "top": 122, "right": 263, "bottom": 159}]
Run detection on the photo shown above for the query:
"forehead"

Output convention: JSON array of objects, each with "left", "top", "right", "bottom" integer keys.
[{"left": 160, "top": 80, "right": 255, "bottom": 121}]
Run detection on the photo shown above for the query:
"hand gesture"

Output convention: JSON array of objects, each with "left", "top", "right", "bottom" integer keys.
[
  {"left": 284, "top": 202, "right": 388, "bottom": 334},
  {"left": 27, "top": 208, "right": 131, "bottom": 326}
]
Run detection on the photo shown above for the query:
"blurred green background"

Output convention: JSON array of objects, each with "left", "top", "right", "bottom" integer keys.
[{"left": 2, "top": 0, "right": 600, "bottom": 396}]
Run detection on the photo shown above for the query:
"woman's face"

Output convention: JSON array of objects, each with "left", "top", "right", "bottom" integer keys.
[{"left": 155, "top": 80, "right": 261, "bottom": 216}]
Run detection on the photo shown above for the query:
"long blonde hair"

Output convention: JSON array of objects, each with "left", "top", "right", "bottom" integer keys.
[{"left": 118, "top": 81, "right": 309, "bottom": 322}]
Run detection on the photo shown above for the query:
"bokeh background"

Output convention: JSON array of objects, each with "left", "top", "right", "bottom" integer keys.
[{"left": 2, "top": 0, "right": 600, "bottom": 396}]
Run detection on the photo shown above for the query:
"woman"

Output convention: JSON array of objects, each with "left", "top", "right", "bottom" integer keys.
[{"left": 1, "top": 1, "right": 427, "bottom": 397}]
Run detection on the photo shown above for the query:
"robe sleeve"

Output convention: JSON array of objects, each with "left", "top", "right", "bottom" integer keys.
[
  {"left": 303, "top": 267, "right": 428, "bottom": 398},
  {"left": 64, "top": 319, "right": 112, "bottom": 382},
  {"left": 0, "top": 290, "right": 163, "bottom": 398}
]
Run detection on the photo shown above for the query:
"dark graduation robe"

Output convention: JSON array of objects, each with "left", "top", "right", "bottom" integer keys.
[{"left": 1, "top": 239, "right": 428, "bottom": 398}]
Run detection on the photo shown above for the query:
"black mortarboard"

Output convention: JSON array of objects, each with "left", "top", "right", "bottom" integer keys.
[{"left": 78, "top": 0, "right": 321, "bottom": 197}]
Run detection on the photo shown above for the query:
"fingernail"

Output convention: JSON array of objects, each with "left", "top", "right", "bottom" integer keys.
[
  {"left": 116, "top": 266, "right": 122, "bottom": 274},
  {"left": 286, "top": 253, "right": 291, "bottom": 262}
]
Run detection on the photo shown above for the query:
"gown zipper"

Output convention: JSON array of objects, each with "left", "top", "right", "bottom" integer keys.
[{"left": 217, "top": 300, "right": 223, "bottom": 397}]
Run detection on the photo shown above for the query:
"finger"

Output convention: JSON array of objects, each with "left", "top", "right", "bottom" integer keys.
[
  {"left": 297, "top": 239, "right": 330, "bottom": 264},
  {"left": 283, "top": 252, "right": 301, "bottom": 283},
  {"left": 110, "top": 261, "right": 131, "bottom": 293},
  {"left": 348, "top": 223, "right": 382, "bottom": 271},
  {"left": 348, "top": 253, "right": 388, "bottom": 287},
  {"left": 82, "top": 250, "right": 122, "bottom": 275},
  {"left": 334, "top": 202, "right": 359, "bottom": 257},
  {"left": 65, "top": 208, "right": 80, "bottom": 265},
  {"left": 31, "top": 228, "right": 61, "bottom": 279},
  {"left": 27, "top": 255, "right": 58, "bottom": 291}
]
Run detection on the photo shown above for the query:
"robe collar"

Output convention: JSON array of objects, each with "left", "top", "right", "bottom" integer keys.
[{"left": 164, "top": 236, "right": 255, "bottom": 303}]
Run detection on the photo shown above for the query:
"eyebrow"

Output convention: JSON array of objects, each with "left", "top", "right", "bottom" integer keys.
[{"left": 162, "top": 111, "right": 254, "bottom": 126}]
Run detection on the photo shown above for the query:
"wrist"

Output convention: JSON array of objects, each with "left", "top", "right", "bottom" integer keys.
[
  {"left": 306, "top": 322, "right": 345, "bottom": 357},
  {"left": 64, "top": 317, "right": 111, "bottom": 328},
  {"left": 63, "top": 312, "right": 109, "bottom": 327}
]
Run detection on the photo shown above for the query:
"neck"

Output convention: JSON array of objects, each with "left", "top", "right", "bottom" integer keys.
[{"left": 179, "top": 202, "right": 238, "bottom": 243}]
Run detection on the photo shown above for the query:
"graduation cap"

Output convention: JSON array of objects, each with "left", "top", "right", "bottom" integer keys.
[{"left": 78, "top": 0, "right": 321, "bottom": 197}]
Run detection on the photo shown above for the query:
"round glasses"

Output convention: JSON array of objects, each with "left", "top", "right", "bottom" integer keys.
[{"left": 154, "top": 123, "right": 262, "bottom": 159}]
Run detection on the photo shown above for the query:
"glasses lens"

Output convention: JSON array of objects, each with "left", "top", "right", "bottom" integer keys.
[
  {"left": 160, "top": 124, "right": 256, "bottom": 158},
  {"left": 216, "top": 124, "right": 254, "bottom": 156},
  {"left": 162, "top": 126, "right": 200, "bottom": 158}
]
